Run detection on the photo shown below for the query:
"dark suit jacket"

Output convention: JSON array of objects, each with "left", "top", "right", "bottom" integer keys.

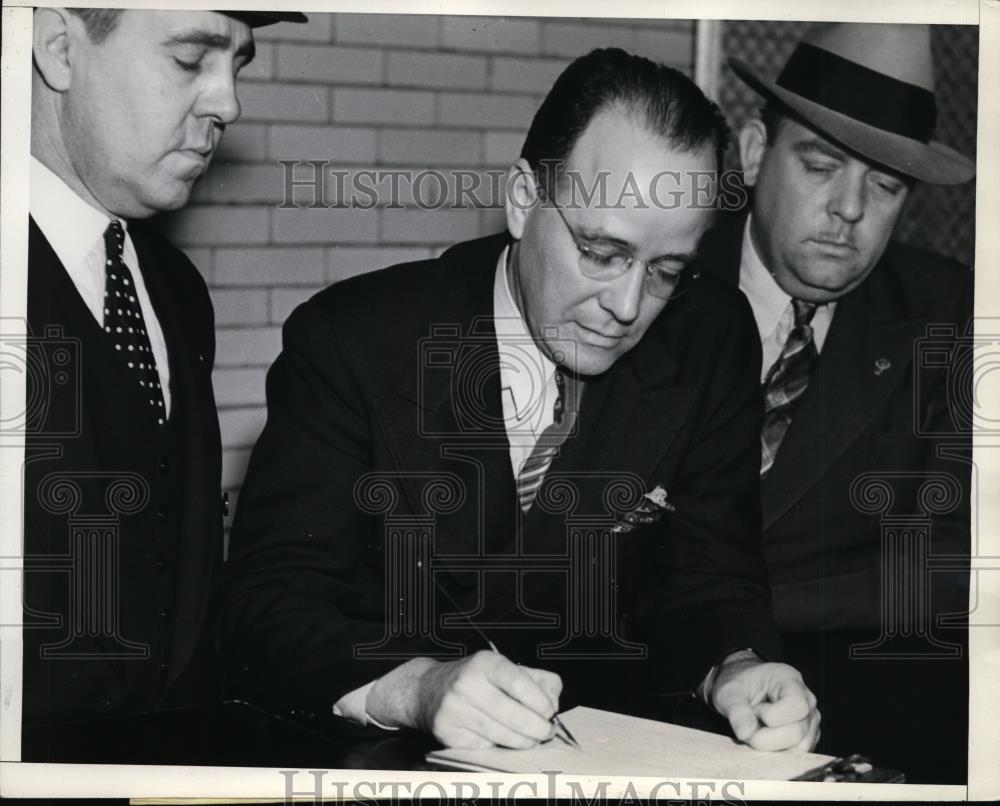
[
  {"left": 23, "top": 217, "right": 224, "bottom": 736},
  {"left": 699, "top": 210, "right": 972, "bottom": 781},
  {"left": 216, "top": 233, "right": 781, "bottom": 721},
  {"left": 699, "top": 211, "right": 971, "bottom": 631}
]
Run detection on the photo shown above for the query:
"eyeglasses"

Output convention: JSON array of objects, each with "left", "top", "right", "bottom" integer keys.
[{"left": 538, "top": 187, "right": 699, "bottom": 301}]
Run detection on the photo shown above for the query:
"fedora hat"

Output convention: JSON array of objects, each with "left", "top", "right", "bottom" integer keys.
[
  {"left": 729, "top": 23, "right": 975, "bottom": 185},
  {"left": 222, "top": 11, "right": 308, "bottom": 27}
]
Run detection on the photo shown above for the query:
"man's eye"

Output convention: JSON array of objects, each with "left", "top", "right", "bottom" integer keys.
[
  {"left": 649, "top": 262, "right": 685, "bottom": 282},
  {"left": 803, "top": 161, "right": 836, "bottom": 176},
  {"left": 174, "top": 57, "right": 201, "bottom": 72},
  {"left": 872, "top": 177, "right": 903, "bottom": 196},
  {"left": 581, "top": 246, "right": 623, "bottom": 267}
]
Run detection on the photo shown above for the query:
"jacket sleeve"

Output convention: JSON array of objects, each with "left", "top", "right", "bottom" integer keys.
[{"left": 213, "top": 294, "right": 410, "bottom": 715}]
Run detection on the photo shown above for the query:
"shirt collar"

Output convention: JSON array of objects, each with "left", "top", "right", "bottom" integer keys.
[
  {"left": 493, "top": 245, "right": 556, "bottom": 421},
  {"left": 30, "top": 156, "right": 124, "bottom": 272}
]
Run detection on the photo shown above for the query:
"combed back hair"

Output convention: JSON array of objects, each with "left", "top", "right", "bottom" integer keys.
[
  {"left": 520, "top": 47, "right": 730, "bottom": 195},
  {"left": 68, "top": 8, "right": 124, "bottom": 44}
]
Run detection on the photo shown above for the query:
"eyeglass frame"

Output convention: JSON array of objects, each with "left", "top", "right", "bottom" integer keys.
[{"left": 534, "top": 183, "right": 700, "bottom": 301}]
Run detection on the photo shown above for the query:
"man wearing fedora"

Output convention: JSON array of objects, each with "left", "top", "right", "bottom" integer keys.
[
  {"left": 698, "top": 23, "right": 974, "bottom": 782},
  {"left": 23, "top": 7, "right": 305, "bottom": 748}
]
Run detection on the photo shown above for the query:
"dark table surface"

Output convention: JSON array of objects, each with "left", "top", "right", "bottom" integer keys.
[{"left": 21, "top": 700, "right": 438, "bottom": 769}]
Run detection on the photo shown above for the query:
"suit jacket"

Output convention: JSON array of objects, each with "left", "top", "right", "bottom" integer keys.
[
  {"left": 697, "top": 211, "right": 972, "bottom": 779},
  {"left": 216, "top": 233, "right": 782, "bottom": 721},
  {"left": 22, "top": 217, "right": 224, "bottom": 736},
  {"left": 698, "top": 211, "right": 972, "bottom": 634}
]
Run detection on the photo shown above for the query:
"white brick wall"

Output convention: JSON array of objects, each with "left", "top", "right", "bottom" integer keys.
[{"left": 155, "top": 12, "right": 698, "bottom": 529}]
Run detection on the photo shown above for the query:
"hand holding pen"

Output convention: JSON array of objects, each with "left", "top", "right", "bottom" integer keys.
[
  {"left": 366, "top": 648, "right": 571, "bottom": 751},
  {"left": 486, "top": 640, "right": 580, "bottom": 749},
  {"left": 364, "top": 553, "right": 581, "bottom": 750}
]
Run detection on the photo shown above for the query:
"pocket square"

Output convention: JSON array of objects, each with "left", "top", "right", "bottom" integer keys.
[{"left": 611, "top": 484, "right": 675, "bottom": 534}]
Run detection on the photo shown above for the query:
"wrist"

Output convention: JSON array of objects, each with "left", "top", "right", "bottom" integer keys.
[
  {"left": 701, "top": 648, "right": 761, "bottom": 707},
  {"left": 366, "top": 656, "right": 439, "bottom": 730}
]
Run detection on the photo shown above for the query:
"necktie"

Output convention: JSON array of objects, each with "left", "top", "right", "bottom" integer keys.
[
  {"left": 103, "top": 221, "right": 166, "bottom": 425},
  {"left": 516, "top": 370, "right": 581, "bottom": 513},
  {"left": 760, "top": 299, "right": 818, "bottom": 477}
]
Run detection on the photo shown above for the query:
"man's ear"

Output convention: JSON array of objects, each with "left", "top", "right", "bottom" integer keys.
[
  {"left": 504, "top": 158, "right": 538, "bottom": 241},
  {"left": 33, "top": 8, "right": 76, "bottom": 92},
  {"left": 738, "top": 119, "right": 769, "bottom": 186}
]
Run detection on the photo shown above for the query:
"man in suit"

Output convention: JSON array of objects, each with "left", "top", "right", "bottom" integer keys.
[
  {"left": 22, "top": 7, "right": 305, "bottom": 745},
  {"left": 699, "top": 23, "right": 975, "bottom": 781},
  {"left": 217, "top": 49, "right": 820, "bottom": 753}
]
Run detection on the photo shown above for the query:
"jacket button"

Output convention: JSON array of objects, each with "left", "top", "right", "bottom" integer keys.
[
  {"left": 160, "top": 607, "right": 170, "bottom": 621},
  {"left": 155, "top": 558, "right": 167, "bottom": 572},
  {"left": 159, "top": 459, "right": 168, "bottom": 474},
  {"left": 155, "top": 507, "right": 167, "bottom": 521},
  {"left": 221, "top": 491, "right": 230, "bottom": 517}
]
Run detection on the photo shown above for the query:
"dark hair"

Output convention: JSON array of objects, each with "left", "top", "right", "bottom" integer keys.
[
  {"left": 520, "top": 48, "right": 730, "bottom": 193},
  {"left": 68, "top": 8, "right": 123, "bottom": 44},
  {"left": 760, "top": 99, "right": 803, "bottom": 144}
]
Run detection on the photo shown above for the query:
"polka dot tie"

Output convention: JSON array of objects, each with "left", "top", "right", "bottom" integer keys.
[{"left": 103, "top": 221, "right": 165, "bottom": 426}]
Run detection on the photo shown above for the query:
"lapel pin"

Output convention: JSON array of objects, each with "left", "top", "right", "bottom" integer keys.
[{"left": 873, "top": 357, "right": 891, "bottom": 376}]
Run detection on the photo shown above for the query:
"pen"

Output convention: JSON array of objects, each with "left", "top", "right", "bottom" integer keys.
[
  {"left": 423, "top": 557, "right": 581, "bottom": 750},
  {"left": 487, "top": 639, "right": 581, "bottom": 750}
]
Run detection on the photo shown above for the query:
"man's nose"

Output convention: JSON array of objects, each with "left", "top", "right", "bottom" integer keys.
[
  {"left": 828, "top": 169, "right": 866, "bottom": 223},
  {"left": 598, "top": 262, "right": 645, "bottom": 324},
  {"left": 196, "top": 69, "right": 241, "bottom": 126}
]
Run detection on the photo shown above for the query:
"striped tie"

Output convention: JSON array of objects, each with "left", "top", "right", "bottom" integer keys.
[
  {"left": 517, "top": 370, "right": 580, "bottom": 513},
  {"left": 760, "top": 299, "right": 818, "bottom": 478}
]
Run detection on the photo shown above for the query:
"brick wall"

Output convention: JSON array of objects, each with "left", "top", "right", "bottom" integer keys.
[{"left": 155, "top": 13, "right": 697, "bottom": 531}]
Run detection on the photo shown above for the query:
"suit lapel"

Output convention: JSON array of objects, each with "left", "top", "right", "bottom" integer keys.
[
  {"left": 27, "top": 218, "right": 137, "bottom": 685},
  {"left": 372, "top": 238, "right": 517, "bottom": 564},
  {"left": 761, "top": 272, "right": 922, "bottom": 528},
  {"left": 27, "top": 218, "right": 116, "bottom": 456}
]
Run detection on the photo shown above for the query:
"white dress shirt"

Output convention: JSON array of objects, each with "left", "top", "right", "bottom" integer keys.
[
  {"left": 333, "top": 245, "right": 561, "bottom": 726},
  {"left": 738, "top": 216, "right": 836, "bottom": 383},
  {"left": 494, "top": 245, "right": 562, "bottom": 478},
  {"left": 30, "top": 156, "right": 172, "bottom": 415}
]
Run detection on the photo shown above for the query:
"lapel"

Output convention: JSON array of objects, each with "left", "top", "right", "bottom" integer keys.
[
  {"left": 372, "top": 236, "right": 517, "bottom": 563},
  {"left": 27, "top": 218, "right": 135, "bottom": 683},
  {"left": 129, "top": 222, "right": 220, "bottom": 688},
  {"left": 698, "top": 211, "right": 925, "bottom": 528},
  {"left": 761, "top": 261, "right": 923, "bottom": 528},
  {"left": 27, "top": 218, "right": 119, "bottom": 455}
]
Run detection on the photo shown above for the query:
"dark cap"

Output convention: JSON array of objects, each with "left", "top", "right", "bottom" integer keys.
[{"left": 221, "top": 11, "right": 308, "bottom": 28}]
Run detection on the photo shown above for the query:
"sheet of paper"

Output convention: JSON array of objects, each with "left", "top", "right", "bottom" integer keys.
[{"left": 427, "top": 706, "right": 836, "bottom": 780}]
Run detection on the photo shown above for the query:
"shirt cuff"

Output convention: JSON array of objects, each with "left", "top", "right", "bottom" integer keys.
[
  {"left": 698, "top": 647, "right": 761, "bottom": 706},
  {"left": 332, "top": 680, "right": 400, "bottom": 731}
]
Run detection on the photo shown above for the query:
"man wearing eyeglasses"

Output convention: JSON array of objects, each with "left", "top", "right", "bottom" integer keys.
[{"left": 217, "top": 48, "right": 819, "bottom": 753}]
